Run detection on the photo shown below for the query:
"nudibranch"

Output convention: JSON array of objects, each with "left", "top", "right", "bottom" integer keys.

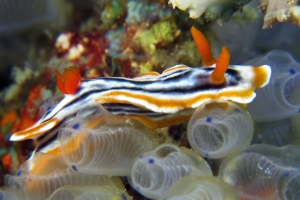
[{"left": 10, "top": 26, "right": 271, "bottom": 147}]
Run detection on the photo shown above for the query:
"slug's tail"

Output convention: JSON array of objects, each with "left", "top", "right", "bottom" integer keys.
[
  {"left": 10, "top": 66, "right": 81, "bottom": 141},
  {"left": 10, "top": 118, "right": 59, "bottom": 141}
]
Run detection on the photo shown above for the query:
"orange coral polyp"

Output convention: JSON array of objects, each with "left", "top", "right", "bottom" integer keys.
[
  {"left": 190, "top": 26, "right": 216, "bottom": 66},
  {"left": 210, "top": 47, "right": 230, "bottom": 85},
  {"left": 56, "top": 67, "right": 81, "bottom": 94}
]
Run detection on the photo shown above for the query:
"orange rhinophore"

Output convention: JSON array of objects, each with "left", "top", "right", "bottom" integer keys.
[
  {"left": 56, "top": 66, "right": 81, "bottom": 95},
  {"left": 211, "top": 46, "right": 230, "bottom": 85},
  {"left": 190, "top": 26, "right": 216, "bottom": 66}
]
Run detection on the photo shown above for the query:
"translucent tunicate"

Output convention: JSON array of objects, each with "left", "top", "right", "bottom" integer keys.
[
  {"left": 158, "top": 176, "right": 239, "bottom": 200},
  {"left": 39, "top": 94, "right": 64, "bottom": 118},
  {"left": 75, "top": 105, "right": 103, "bottom": 122},
  {"left": 4, "top": 168, "right": 124, "bottom": 200},
  {"left": 17, "top": 153, "right": 67, "bottom": 176},
  {"left": 187, "top": 99, "right": 253, "bottom": 159},
  {"left": 128, "top": 143, "right": 212, "bottom": 199},
  {"left": 288, "top": 115, "right": 300, "bottom": 147},
  {"left": 219, "top": 144, "right": 300, "bottom": 200},
  {"left": 0, "top": 187, "right": 11, "bottom": 200},
  {"left": 46, "top": 185, "right": 132, "bottom": 200},
  {"left": 58, "top": 105, "right": 158, "bottom": 176},
  {"left": 244, "top": 50, "right": 297, "bottom": 72},
  {"left": 245, "top": 50, "right": 300, "bottom": 122},
  {"left": 253, "top": 118, "right": 291, "bottom": 146}
]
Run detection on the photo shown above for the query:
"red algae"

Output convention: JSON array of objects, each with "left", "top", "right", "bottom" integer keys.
[
  {"left": 55, "top": 31, "right": 109, "bottom": 75},
  {"left": 1, "top": 153, "right": 13, "bottom": 173}
]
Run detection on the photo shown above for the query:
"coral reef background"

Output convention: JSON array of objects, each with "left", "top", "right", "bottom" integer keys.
[{"left": 0, "top": 0, "right": 299, "bottom": 198}]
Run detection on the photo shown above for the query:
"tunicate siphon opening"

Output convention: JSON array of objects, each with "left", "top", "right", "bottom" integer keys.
[
  {"left": 283, "top": 173, "right": 300, "bottom": 200},
  {"left": 192, "top": 123, "right": 226, "bottom": 152},
  {"left": 11, "top": 180, "right": 22, "bottom": 190},
  {"left": 132, "top": 162, "right": 158, "bottom": 189},
  {"left": 266, "top": 50, "right": 295, "bottom": 71},
  {"left": 155, "top": 144, "right": 180, "bottom": 158},
  {"left": 76, "top": 106, "right": 102, "bottom": 121},
  {"left": 59, "top": 128, "right": 88, "bottom": 164},
  {"left": 47, "top": 187, "right": 75, "bottom": 200},
  {"left": 282, "top": 73, "right": 300, "bottom": 106},
  {"left": 204, "top": 102, "right": 229, "bottom": 111},
  {"left": 39, "top": 94, "right": 64, "bottom": 118}
]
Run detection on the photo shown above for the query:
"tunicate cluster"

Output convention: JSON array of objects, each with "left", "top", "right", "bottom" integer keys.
[
  {"left": 3, "top": 168, "right": 126, "bottom": 200},
  {"left": 245, "top": 50, "right": 300, "bottom": 147},
  {"left": 245, "top": 50, "right": 300, "bottom": 122},
  {"left": 58, "top": 105, "right": 158, "bottom": 176},
  {"left": 4, "top": 49, "right": 300, "bottom": 199},
  {"left": 219, "top": 144, "right": 300, "bottom": 200}
]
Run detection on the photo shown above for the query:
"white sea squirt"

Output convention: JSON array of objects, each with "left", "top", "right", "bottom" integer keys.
[
  {"left": 3, "top": 168, "right": 124, "bottom": 200},
  {"left": 219, "top": 144, "right": 300, "bottom": 200},
  {"left": 128, "top": 143, "right": 212, "bottom": 199},
  {"left": 253, "top": 118, "right": 292, "bottom": 146},
  {"left": 288, "top": 114, "right": 300, "bottom": 146},
  {"left": 187, "top": 99, "right": 253, "bottom": 159},
  {"left": 58, "top": 105, "right": 158, "bottom": 176},
  {"left": 46, "top": 185, "right": 132, "bottom": 200},
  {"left": 38, "top": 94, "right": 64, "bottom": 118},
  {"left": 15, "top": 152, "right": 68, "bottom": 176},
  {"left": 158, "top": 176, "right": 239, "bottom": 200},
  {"left": 245, "top": 50, "right": 300, "bottom": 122}
]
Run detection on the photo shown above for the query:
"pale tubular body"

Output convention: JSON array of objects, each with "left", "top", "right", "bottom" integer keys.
[
  {"left": 3, "top": 168, "right": 124, "bottom": 200},
  {"left": 128, "top": 143, "right": 212, "bottom": 199},
  {"left": 245, "top": 50, "right": 300, "bottom": 122},
  {"left": 16, "top": 153, "right": 68, "bottom": 176},
  {"left": 187, "top": 99, "right": 253, "bottom": 159},
  {"left": 58, "top": 105, "right": 158, "bottom": 176},
  {"left": 219, "top": 144, "right": 300, "bottom": 200},
  {"left": 289, "top": 115, "right": 300, "bottom": 146},
  {"left": 254, "top": 118, "right": 291, "bottom": 146},
  {"left": 46, "top": 185, "right": 132, "bottom": 200},
  {"left": 39, "top": 94, "right": 64, "bottom": 119},
  {"left": 158, "top": 176, "right": 239, "bottom": 200}
]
